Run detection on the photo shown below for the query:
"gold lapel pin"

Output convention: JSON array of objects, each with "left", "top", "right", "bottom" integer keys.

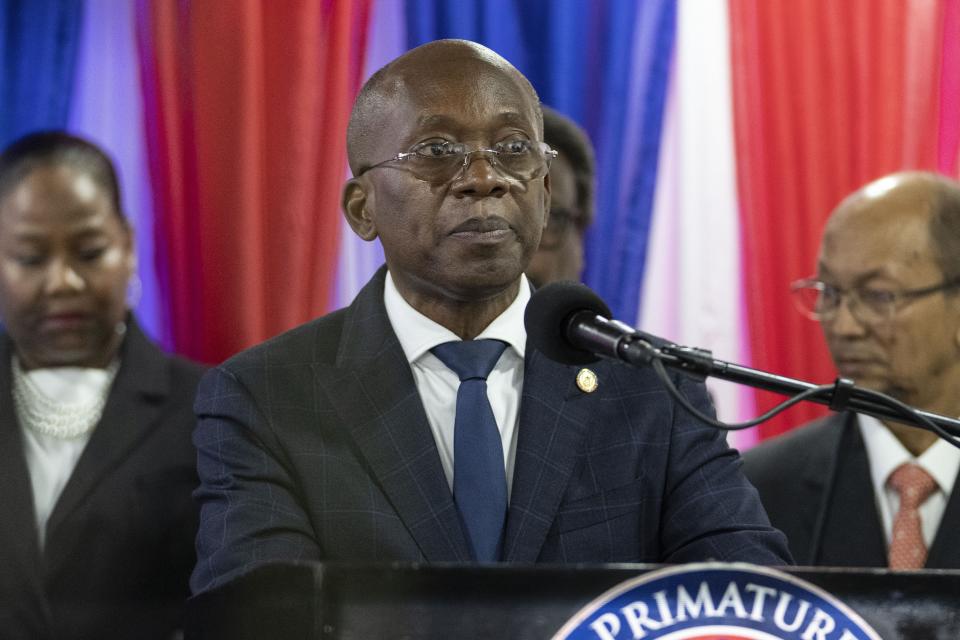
[{"left": 576, "top": 368, "right": 598, "bottom": 393}]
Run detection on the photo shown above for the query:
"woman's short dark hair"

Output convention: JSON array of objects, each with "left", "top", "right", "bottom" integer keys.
[{"left": 0, "top": 131, "right": 124, "bottom": 218}]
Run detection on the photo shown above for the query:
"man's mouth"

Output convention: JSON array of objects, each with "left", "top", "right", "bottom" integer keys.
[
  {"left": 834, "top": 357, "right": 884, "bottom": 376},
  {"left": 450, "top": 216, "right": 514, "bottom": 240}
]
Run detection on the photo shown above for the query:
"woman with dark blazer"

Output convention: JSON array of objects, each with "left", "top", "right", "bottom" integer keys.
[{"left": 0, "top": 132, "right": 204, "bottom": 640}]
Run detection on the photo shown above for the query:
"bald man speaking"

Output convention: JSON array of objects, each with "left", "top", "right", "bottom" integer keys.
[{"left": 191, "top": 40, "right": 790, "bottom": 593}]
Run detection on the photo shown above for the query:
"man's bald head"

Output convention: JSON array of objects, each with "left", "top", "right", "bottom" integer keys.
[
  {"left": 346, "top": 39, "right": 543, "bottom": 175},
  {"left": 828, "top": 171, "right": 960, "bottom": 285}
]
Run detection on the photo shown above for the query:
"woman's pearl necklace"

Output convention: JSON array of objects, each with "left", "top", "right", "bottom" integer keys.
[{"left": 11, "top": 357, "right": 120, "bottom": 440}]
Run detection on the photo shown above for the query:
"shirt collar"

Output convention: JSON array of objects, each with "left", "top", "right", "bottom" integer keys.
[
  {"left": 858, "top": 413, "right": 960, "bottom": 495},
  {"left": 383, "top": 271, "right": 529, "bottom": 365}
]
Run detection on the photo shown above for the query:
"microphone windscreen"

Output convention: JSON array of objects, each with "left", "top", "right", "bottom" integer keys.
[{"left": 524, "top": 281, "right": 612, "bottom": 365}]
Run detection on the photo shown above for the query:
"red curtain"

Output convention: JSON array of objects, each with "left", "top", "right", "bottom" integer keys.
[
  {"left": 729, "top": 0, "right": 958, "bottom": 437},
  {"left": 136, "top": 0, "right": 371, "bottom": 363}
]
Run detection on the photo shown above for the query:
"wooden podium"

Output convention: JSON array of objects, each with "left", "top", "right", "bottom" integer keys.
[{"left": 185, "top": 562, "right": 960, "bottom": 639}]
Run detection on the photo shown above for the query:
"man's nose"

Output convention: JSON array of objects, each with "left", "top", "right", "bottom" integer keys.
[
  {"left": 44, "top": 259, "right": 85, "bottom": 294},
  {"left": 450, "top": 151, "right": 510, "bottom": 198}
]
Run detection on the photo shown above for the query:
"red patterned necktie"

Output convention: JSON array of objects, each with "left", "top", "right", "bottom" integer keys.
[{"left": 887, "top": 463, "right": 938, "bottom": 570}]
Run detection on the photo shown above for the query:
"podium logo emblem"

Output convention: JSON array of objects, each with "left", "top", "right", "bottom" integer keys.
[{"left": 552, "top": 563, "right": 881, "bottom": 640}]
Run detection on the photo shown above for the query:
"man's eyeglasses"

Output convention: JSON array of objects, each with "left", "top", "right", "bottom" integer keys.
[
  {"left": 358, "top": 139, "right": 557, "bottom": 185},
  {"left": 790, "top": 277, "right": 960, "bottom": 324}
]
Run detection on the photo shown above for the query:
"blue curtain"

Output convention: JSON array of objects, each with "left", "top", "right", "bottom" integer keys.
[
  {"left": 405, "top": 0, "right": 676, "bottom": 323},
  {"left": 406, "top": 0, "right": 530, "bottom": 71},
  {"left": 0, "top": 0, "right": 84, "bottom": 149}
]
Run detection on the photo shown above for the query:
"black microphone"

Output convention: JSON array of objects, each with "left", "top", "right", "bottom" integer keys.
[{"left": 524, "top": 281, "right": 657, "bottom": 366}]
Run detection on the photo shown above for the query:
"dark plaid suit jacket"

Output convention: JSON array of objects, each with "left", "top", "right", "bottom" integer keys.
[
  {"left": 743, "top": 412, "right": 960, "bottom": 568},
  {"left": 191, "top": 268, "right": 791, "bottom": 593}
]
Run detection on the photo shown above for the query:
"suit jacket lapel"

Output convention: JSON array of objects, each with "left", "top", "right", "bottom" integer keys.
[
  {"left": 43, "top": 321, "right": 168, "bottom": 571},
  {"left": 815, "top": 414, "right": 887, "bottom": 567},
  {"left": 320, "top": 268, "right": 471, "bottom": 561},
  {"left": 503, "top": 348, "right": 592, "bottom": 562},
  {"left": 811, "top": 414, "right": 960, "bottom": 569},
  {"left": 926, "top": 466, "right": 960, "bottom": 568},
  {"left": 786, "top": 414, "right": 843, "bottom": 565},
  {"left": 0, "top": 337, "right": 48, "bottom": 607}
]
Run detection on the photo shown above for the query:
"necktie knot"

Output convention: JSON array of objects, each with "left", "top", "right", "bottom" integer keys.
[
  {"left": 431, "top": 339, "right": 508, "bottom": 381},
  {"left": 888, "top": 463, "right": 937, "bottom": 509}
]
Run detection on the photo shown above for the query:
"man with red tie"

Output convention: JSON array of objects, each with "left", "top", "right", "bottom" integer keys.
[{"left": 744, "top": 171, "right": 960, "bottom": 569}]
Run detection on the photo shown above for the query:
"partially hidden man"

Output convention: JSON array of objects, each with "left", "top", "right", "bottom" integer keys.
[
  {"left": 744, "top": 172, "right": 960, "bottom": 569},
  {"left": 526, "top": 105, "right": 596, "bottom": 288},
  {"left": 191, "top": 39, "right": 791, "bottom": 593}
]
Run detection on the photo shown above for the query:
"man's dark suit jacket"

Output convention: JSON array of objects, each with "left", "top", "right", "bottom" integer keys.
[
  {"left": 192, "top": 268, "right": 791, "bottom": 593},
  {"left": 742, "top": 412, "right": 960, "bottom": 568},
  {"left": 0, "top": 320, "right": 205, "bottom": 640}
]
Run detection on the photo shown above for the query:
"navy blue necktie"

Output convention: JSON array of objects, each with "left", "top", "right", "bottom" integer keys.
[{"left": 431, "top": 339, "right": 509, "bottom": 562}]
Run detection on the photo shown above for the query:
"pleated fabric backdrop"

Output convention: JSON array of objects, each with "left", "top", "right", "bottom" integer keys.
[
  {"left": 728, "top": 0, "right": 960, "bottom": 437},
  {"left": 2, "top": 0, "right": 959, "bottom": 444},
  {"left": 136, "top": 0, "right": 370, "bottom": 361}
]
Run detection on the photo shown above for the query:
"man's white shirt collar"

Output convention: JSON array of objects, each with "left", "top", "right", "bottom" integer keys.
[
  {"left": 384, "top": 271, "right": 529, "bottom": 363},
  {"left": 859, "top": 413, "right": 960, "bottom": 495},
  {"left": 383, "top": 270, "right": 529, "bottom": 497}
]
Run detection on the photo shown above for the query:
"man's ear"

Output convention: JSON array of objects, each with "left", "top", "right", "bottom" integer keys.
[{"left": 342, "top": 178, "right": 378, "bottom": 241}]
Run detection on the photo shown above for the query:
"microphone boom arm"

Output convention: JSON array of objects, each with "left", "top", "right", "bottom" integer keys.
[{"left": 569, "top": 314, "right": 960, "bottom": 439}]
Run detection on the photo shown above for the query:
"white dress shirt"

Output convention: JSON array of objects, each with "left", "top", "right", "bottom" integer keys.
[
  {"left": 859, "top": 414, "right": 960, "bottom": 548},
  {"left": 13, "top": 361, "right": 117, "bottom": 549},
  {"left": 383, "top": 271, "right": 529, "bottom": 500}
]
